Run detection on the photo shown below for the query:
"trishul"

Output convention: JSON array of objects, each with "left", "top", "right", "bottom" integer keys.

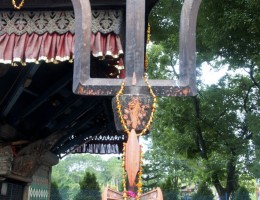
[
  {"left": 71, "top": 0, "right": 201, "bottom": 97},
  {"left": 71, "top": 0, "right": 202, "bottom": 199}
]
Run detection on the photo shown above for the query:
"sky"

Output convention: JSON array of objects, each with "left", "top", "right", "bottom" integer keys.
[{"left": 200, "top": 62, "right": 228, "bottom": 85}]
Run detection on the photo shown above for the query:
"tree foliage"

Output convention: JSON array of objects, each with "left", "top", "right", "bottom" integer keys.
[
  {"left": 51, "top": 154, "right": 122, "bottom": 199},
  {"left": 149, "top": 0, "right": 259, "bottom": 67},
  {"left": 146, "top": 0, "right": 259, "bottom": 199},
  {"left": 192, "top": 182, "right": 214, "bottom": 200},
  {"left": 232, "top": 186, "right": 250, "bottom": 200}
]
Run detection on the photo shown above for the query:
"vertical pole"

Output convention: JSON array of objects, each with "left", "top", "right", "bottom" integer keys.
[
  {"left": 10, "top": 184, "right": 13, "bottom": 200},
  {"left": 71, "top": 0, "right": 92, "bottom": 89},
  {"left": 125, "top": 0, "right": 145, "bottom": 85},
  {"left": 179, "top": 0, "right": 202, "bottom": 93}
]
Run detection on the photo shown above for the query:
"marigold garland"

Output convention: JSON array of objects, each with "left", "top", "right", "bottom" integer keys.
[
  {"left": 118, "top": 75, "right": 156, "bottom": 199},
  {"left": 145, "top": 23, "right": 151, "bottom": 71},
  {"left": 12, "top": 0, "right": 25, "bottom": 9},
  {"left": 122, "top": 144, "right": 144, "bottom": 200},
  {"left": 136, "top": 145, "right": 143, "bottom": 199},
  {"left": 122, "top": 143, "right": 127, "bottom": 199}
]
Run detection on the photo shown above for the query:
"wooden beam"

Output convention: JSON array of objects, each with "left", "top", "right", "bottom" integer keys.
[
  {"left": 179, "top": 0, "right": 202, "bottom": 94},
  {"left": 124, "top": 0, "right": 146, "bottom": 84},
  {"left": 71, "top": 0, "right": 198, "bottom": 97}
]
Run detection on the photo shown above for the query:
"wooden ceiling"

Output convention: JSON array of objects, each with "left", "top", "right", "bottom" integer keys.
[
  {"left": 0, "top": 0, "right": 158, "bottom": 157},
  {"left": 0, "top": 61, "right": 124, "bottom": 156}
]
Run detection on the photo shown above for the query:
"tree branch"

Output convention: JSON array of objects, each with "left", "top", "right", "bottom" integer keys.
[
  {"left": 170, "top": 55, "right": 179, "bottom": 79},
  {"left": 193, "top": 96, "right": 208, "bottom": 160},
  {"left": 243, "top": 85, "right": 253, "bottom": 113},
  {"left": 212, "top": 172, "right": 225, "bottom": 197},
  {"left": 226, "top": 158, "right": 237, "bottom": 197},
  {"left": 249, "top": 66, "right": 260, "bottom": 89}
]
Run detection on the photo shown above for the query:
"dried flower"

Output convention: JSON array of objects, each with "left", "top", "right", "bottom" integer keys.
[{"left": 127, "top": 191, "right": 137, "bottom": 198}]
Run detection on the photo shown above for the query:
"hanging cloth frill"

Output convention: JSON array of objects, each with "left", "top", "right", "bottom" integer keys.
[
  {"left": 0, "top": 32, "right": 124, "bottom": 65},
  {"left": 0, "top": 10, "right": 124, "bottom": 67}
]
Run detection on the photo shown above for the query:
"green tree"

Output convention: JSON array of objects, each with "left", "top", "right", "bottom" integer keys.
[
  {"left": 50, "top": 181, "right": 63, "bottom": 200},
  {"left": 146, "top": 0, "right": 259, "bottom": 199},
  {"left": 151, "top": 77, "right": 258, "bottom": 199},
  {"left": 160, "top": 177, "right": 180, "bottom": 200},
  {"left": 74, "top": 171, "right": 101, "bottom": 200},
  {"left": 192, "top": 182, "right": 214, "bottom": 200},
  {"left": 142, "top": 146, "right": 196, "bottom": 190},
  {"left": 52, "top": 154, "right": 122, "bottom": 199},
  {"left": 247, "top": 114, "right": 260, "bottom": 178},
  {"left": 232, "top": 186, "right": 250, "bottom": 200},
  {"left": 149, "top": 0, "right": 259, "bottom": 68}
]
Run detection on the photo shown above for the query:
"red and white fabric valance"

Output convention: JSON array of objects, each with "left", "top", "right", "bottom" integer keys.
[{"left": 0, "top": 32, "right": 124, "bottom": 64}]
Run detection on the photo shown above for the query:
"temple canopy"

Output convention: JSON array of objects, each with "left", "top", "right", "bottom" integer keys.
[
  {"left": 0, "top": 0, "right": 158, "bottom": 158},
  {"left": 0, "top": 9, "right": 128, "bottom": 156},
  {"left": 0, "top": 0, "right": 200, "bottom": 199}
]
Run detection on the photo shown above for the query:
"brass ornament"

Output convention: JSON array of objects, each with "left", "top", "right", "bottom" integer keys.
[
  {"left": 122, "top": 143, "right": 143, "bottom": 200},
  {"left": 115, "top": 76, "right": 157, "bottom": 137}
]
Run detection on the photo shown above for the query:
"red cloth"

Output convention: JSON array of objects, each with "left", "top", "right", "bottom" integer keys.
[
  {"left": 0, "top": 32, "right": 123, "bottom": 64},
  {"left": 91, "top": 32, "right": 123, "bottom": 58}
]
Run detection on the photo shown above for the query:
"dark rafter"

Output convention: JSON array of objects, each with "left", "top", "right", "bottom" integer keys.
[
  {"left": 0, "top": 0, "right": 126, "bottom": 10},
  {"left": 13, "top": 73, "right": 72, "bottom": 124},
  {"left": 42, "top": 94, "right": 80, "bottom": 129},
  {"left": 2, "top": 63, "right": 41, "bottom": 117},
  {"left": 50, "top": 98, "right": 101, "bottom": 132},
  {"left": 67, "top": 104, "right": 104, "bottom": 132}
]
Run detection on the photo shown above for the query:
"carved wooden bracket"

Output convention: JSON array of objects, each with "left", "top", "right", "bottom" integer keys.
[
  {"left": 0, "top": 131, "right": 63, "bottom": 181},
  {"left": 11, "top": 131, "right": 62, "bottom": 178},
  {"left": 0, "top": 145, "right": 13, "bottom": 176},
  {"left": 102, "top": 187, "right": 163, "bottom": 200}
]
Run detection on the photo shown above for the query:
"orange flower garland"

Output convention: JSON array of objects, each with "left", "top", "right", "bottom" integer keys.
[{"left": 12, "top": 0, "right": 25, "bottom": 9}]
